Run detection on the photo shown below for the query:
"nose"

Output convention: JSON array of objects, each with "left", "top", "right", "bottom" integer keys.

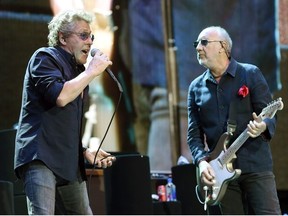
[
  {"left": 87, "top": 38, "right": 93, "bottom": 45},
  {"left": 195, "top": 44, "right": 202, "bottom": 52}
]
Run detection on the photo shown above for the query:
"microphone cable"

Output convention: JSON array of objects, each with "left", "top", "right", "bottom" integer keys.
[{"left": 86, "top": 69, "right": 123, "bottom": 194}]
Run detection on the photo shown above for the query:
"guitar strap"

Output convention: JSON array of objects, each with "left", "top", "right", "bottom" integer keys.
[
  {"left": 227, "top": 65, "right": 249, "bottom": 136},
  {"left": 227, "top": 102, "right": 237, "bottom": 135}
]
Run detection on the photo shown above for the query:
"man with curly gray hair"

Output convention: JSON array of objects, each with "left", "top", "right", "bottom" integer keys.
[{"left": 14, "top": 9, "right": 115, "bottom": 215}]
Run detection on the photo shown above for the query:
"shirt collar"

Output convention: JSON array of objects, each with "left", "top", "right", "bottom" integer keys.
[
  {"left": 203, "top": 57, "right": 237, "bottom": 82},
  {"left": 56, "top": 46, "right": 85, "bottom": 72},
  {"left": 225, "top": 57, "right": 237, "bottom": 77}
]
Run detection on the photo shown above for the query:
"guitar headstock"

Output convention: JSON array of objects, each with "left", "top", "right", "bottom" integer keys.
[{"left": 260, "top": 97, "right": 284, "bottom": 120}]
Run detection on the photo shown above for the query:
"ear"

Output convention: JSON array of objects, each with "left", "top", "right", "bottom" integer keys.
[
  {"left": 61, "top": 38, "right": 66, "bottom": 45},
  {"left": 58, "top": 32, "right": 66, "bottom": 45},
  {"left": 219, "top": 41, "right": 226, "bottom": 53},
  {"left": 220, "top": 41, "right": 227, "bottom": 50},
  {"left": 219, "top": 41, "right": 230, "bottom": 59}
]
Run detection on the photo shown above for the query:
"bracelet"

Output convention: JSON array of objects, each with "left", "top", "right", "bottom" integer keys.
[{"left": 197, "top": 156, "right": 209, "bottom": 166}]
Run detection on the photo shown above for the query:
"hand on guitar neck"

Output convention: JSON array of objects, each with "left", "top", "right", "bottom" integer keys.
[{"left": 247, "top": 112, "right": 267, "bottom": 138}]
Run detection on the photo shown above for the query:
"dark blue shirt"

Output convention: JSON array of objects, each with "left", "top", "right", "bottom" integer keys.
[
  {"left": 14, "top": 46, "right": 88, "bottom": 181},
  {"left": 187, "top": 58, "right": 276, "bottom": 173}
]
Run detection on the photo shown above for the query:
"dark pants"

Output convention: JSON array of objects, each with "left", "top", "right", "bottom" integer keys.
[{"left": 218, "top": 171, "right": 281, "bottom": 215}]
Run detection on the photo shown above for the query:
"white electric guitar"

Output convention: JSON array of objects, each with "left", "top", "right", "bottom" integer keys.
[{"left": 196, "top": 97, "right": 284, "bottom": 208}]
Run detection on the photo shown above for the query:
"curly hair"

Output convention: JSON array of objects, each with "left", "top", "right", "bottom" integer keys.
[{"left": 47, "top": 10, "right": 94, "bottom": 47}]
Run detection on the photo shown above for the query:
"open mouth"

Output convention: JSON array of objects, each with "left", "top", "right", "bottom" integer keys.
[{"left": 82, "top": 49, "right": 89, "bottom": 55}]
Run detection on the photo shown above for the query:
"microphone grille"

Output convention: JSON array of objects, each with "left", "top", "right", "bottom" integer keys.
[{"left": 90, "top": 48, "right": 98, "bottom": 57}]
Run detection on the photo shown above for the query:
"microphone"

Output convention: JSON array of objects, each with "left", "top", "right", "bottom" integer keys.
[{"left": 91, "top": 48, "right": 123, "bottom": 92}]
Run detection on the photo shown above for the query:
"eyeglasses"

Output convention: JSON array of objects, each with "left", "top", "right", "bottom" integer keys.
[
  {"left": 71, "top": 32, "right": 94, "bottom": 41},
  {"left": 193, "top": 39, "right": 222, "bottom": 48}
]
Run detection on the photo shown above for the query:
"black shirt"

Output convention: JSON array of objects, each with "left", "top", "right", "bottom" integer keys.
[
  {"left": 15, "top": 46, "right": 88, "bottom": 181},
  {"left": 187, "top": 58, "right": 276, "bottom": 173}
]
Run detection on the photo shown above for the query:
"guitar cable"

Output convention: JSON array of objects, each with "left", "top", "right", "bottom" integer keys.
[
  {"left": 195, "top": 185, "right": 211, "bottom": 211},
  {"left": 203, "top": 186, "right": 208, "bottom": 211},
  {"left": 195, "top": 184, "right": 206, "bottom": 205}
]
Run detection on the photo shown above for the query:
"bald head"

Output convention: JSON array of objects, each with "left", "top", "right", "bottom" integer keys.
[{"left": 199, "top": 26, "right": 232, "bottom": 55}]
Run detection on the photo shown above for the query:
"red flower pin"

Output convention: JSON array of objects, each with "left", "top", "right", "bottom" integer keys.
[{"left": 238, "top": 85, "right": 249, "bottom": 98}]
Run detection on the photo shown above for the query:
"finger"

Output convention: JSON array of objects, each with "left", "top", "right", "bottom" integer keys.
[
  {"left": 248, "top": 120, "right": 257, "bottom": 130},
  {"left": 207, "top": 167, "right": 215, "bottom": 178},
  {"left": 107, "top": 160, "right": 113, "bottom": 167},
  {"left": 247, "top": 131, "right": 255, "bottom": 138},
  {"left": 95, "top": 160, "right": 102, "bottom": 168},
  {"left": 247, "top": 123, "right": 257, "bottom": 136},
  {"left": 100, "top": 155, "right": 116, "bottom": 161},
  {"left": 202, "top": 176, "right": 215, "bottom": 186},
  {"left": 247, "top": 129, "right": 259, "bottom": 138},
  {"left": 99, "top": 157, "right": 115, "bottom": 168},
  {"left": 201, "top": 170, "right": 214, "bottom": 182},
  {"left": 101, "top": 160, "right": 107, "bottom": 169},
  {"left": 103, "top": 158, "right": 114, "bottom": 167}
]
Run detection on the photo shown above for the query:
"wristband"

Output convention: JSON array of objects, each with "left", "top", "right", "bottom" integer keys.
[{"left": 197, "top": 156, "right": 209, "bottom": 166}]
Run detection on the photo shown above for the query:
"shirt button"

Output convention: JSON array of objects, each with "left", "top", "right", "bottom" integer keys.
[{"left": 217, "top": 88, "right": 223, "bottom": 93}]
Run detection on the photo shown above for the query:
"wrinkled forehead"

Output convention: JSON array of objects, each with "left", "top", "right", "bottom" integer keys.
[{"left": 70, "top": 20, "right": 91, "bottom": 32}]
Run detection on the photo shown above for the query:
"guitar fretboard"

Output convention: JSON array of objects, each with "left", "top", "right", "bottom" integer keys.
[{"left": 219, "top": 128, "right": 250, "bottom": 165}]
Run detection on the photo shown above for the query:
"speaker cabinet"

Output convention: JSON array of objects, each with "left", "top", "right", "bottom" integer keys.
[
  {"left": 0, "top": 129, "right": 27, "bottom": 214},
  {"left": 0, "top": 181, "right": 14, "bottom": 214},
  {"left": 152, "top": 201, "right": 182, "bottom": 215},
  {"left": 104, "top": 154, "right": 153, "bottom": 214},
  {"left": 171, "top": 164, "right": 206, "bottom": 215}
]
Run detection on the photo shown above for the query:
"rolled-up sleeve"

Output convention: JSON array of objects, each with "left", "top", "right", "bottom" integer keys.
[{"left": 29, "top": 52, "right": 65, "bottom": 105}]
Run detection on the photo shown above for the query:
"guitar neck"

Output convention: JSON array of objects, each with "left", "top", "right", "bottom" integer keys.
[{"left": 220, "top": 128, "right": 250, "bottom": 165}]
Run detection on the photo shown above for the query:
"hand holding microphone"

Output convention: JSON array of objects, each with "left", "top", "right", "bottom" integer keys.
[
  {"left": 88, "top": 48, "right": 112, "bottom": 76},
  {"left": 91, "top": 48, "right": 123, "bottom": 92}
]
